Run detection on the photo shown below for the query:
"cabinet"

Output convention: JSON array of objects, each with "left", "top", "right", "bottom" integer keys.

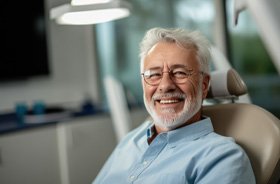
[
  {"left": 0, "top": 115, "right": 116, "bottom": 184},
  {"left": 57, "top": 115, "right": 117, "bottom": 184},
  {"left": 0, "top": 125, "right": 60, "bottom": 184}
]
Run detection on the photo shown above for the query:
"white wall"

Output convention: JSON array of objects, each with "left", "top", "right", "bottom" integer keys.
[{"left": 0, "top": 0, "right": 99, "bottom": 112}]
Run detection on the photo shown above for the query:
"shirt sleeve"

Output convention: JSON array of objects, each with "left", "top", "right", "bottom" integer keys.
[{"left": 194, "top": 142, "right": 256, "bottom": 184}]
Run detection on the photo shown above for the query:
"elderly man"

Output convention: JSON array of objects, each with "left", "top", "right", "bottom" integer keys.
[{"left": 93, "top": 27, "right": 255, "bottom": 184}]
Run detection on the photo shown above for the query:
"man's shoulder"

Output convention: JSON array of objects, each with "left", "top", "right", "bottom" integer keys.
[
  {"left": 197, "top": 132, "right": 248, "bottom": 160},
  {"left": 190, "top": 133, "right": 255, "bottom": 183}
]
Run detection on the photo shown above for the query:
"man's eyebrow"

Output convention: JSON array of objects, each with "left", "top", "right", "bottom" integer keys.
[
  {"left": 170, "top": 64, "right": 187, "bottom": 68},
  {"left": 145, "top": 66, "right": 162, "bottom": 70},
  {"left": 169, "top": 64, "right": 188, "bottom": 69},
  {"left": 145, "top": 64, "right": 191, "bottom": 70}
]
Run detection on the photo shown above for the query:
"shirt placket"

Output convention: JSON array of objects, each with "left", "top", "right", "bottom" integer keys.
[{"left": 127, "top": 134, "right": 167, "bottom": 183}]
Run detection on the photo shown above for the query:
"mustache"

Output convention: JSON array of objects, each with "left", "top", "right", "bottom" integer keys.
[{"left": 152, "top": 93, "right": 186, "bottom": 101}]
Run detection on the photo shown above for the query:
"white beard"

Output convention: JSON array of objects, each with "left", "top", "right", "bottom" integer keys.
[{"left": 144, "top": 82, "right": 203, "bottom": 131}]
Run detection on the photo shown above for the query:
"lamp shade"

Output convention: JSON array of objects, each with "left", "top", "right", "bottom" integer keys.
[{"left": 50, "top": 0, "right": 131, "bottom": 25}]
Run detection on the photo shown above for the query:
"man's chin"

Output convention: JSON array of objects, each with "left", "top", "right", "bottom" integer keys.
[
  {"left": 153, "top": 113, "right": 182, "bottom": 129},
  {"left": 155, "top": 104, "right": 184, "bottom": 114},
  {"left": 154, "top": 118, "right": 183, "bottom": 131},
  {"left": 145, "top": 99, "right": 192, "bottom": 130},
  {"left": 156, "top": 112, "right": 178, "bottom": 122}
]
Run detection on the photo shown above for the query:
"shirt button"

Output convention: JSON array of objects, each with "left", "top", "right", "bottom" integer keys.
[
  {"left": 143, "top": 161, "right": 148, "bottom": 165},
  {"left": 130, "top": 175, "right": 135, "bottom": 180}
]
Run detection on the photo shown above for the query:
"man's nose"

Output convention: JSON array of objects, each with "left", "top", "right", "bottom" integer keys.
[{"left": 158, "top": 72, "right": 176, "bottom": 92}]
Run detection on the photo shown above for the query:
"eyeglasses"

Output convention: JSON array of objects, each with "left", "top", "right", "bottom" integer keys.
[{"left": 141, "top": 66, "right": 204, "bottom": 86}]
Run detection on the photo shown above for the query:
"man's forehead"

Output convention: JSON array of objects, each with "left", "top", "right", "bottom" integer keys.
[{"left": 144, "top": 43, "right": 198, "bottom": 69}]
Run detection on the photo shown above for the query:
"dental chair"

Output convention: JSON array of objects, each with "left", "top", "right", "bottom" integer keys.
[{"left": 203, "top": 68, "right": 280, "bottom": 184}]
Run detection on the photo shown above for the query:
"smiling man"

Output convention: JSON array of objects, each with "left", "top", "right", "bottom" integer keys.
[{"left": 93, "top": 28, "right": 255, "bottom": 184}]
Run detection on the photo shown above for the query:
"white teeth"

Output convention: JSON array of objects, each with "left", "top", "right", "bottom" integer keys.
[{"left": 160, "top": 99, "right": 179, "bottom": 104}]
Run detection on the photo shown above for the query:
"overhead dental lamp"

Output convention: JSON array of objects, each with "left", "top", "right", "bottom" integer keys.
[{"left": 50, "top": 0, "right": 131, "bottom": 25}]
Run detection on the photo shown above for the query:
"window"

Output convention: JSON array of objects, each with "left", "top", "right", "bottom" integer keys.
[{"left": 226, "top": 0, "right": 280, "bottom": 118}]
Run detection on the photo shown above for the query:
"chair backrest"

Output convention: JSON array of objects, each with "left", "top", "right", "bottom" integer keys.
[
  {"left": 203, "top": 69, "right": 280, "bottom": 184},
  {"left": 206, "top": 68, "right": 247, "bottom": 99}
]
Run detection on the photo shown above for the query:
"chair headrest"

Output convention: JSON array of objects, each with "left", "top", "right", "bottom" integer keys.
[{"left": 206, "top": 68, "right": 247, "bottom": 99}]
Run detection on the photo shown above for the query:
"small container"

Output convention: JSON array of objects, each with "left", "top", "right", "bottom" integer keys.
[
  {"left": 32, "top": 100, "right": 46, "bottom": 115},
  {"left": 15, "top": 102, "right": 28, "bottom": 125}
]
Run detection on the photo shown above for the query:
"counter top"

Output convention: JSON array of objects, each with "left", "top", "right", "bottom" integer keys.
[{"left": 0, "top": 109, "right": 106, "bottom": 135}]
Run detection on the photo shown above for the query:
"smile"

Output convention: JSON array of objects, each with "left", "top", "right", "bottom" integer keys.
[
  {"left": 152, "top": 93, "right": 186, "bottom": 106},
  {"left": 160, "top": 99, "right": 180, "bottom": 104}
]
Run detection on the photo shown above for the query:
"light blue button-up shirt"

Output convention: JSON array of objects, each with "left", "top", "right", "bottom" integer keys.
[{"left": 93, "top": 117, "right": 255, "bottom": 184}]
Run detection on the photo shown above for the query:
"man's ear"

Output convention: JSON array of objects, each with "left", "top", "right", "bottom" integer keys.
[{"left": 202, "top": 74, "right": 210, "bottom": 99}]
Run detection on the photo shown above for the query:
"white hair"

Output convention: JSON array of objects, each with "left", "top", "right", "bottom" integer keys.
[{"left": 139, "top": 27, "right": 211, "bottom": 73}]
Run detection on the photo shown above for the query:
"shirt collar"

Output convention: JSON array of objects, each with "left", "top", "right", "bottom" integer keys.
[
  {"left": 147, "top": 124, "right": 156, "bottom": 139},
  {"left": 146, "top": 117, "right": 214, "bottom": 146}
]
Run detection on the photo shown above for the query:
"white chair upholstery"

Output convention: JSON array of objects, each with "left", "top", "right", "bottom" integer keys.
[{"left": 206, "top": 68, "right": 247, "bottom": 99}]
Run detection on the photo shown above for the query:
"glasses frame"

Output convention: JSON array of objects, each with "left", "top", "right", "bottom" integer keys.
[{"left": 141, "top": 66, "right": 205, "bottom": 86}]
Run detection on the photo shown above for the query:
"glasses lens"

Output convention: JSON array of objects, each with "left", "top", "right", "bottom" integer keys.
[
  {"left": 170, "top": 67, "right": 193, "bottom": 83},
  {"left": 143, "top": 69, "right": 162, "bottom": 85}
]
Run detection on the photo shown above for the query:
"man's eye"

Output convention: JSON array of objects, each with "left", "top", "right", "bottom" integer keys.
[
  {"left": 149, "top": 73, "right": 162, "bottom": 79},
  {"left": 172, "top": 70, "right": 191, "bottom": 78}
]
